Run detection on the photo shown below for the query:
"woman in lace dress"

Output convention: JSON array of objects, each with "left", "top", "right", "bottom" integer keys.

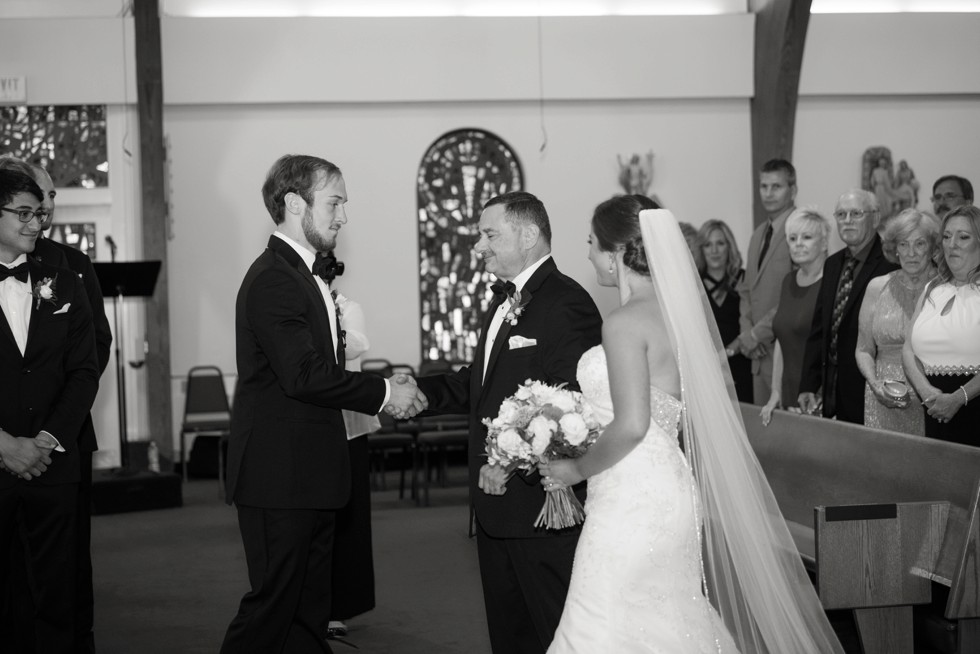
[
  {"left": 855, "top": 209, "right": 939, "bottom": 435},
  {"left": 539, "top": 196, "right": 843, "bottom": 654},
  {"left": 904, "top": 205, "right": 980, "bottom": 446}
]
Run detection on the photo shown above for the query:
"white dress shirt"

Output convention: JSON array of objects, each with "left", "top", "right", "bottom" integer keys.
[
  {"left": 0, "top": 254, "right": 32, "bottom": 355},
  {"left": 483, "top": 255, "right": 551, "bottom": 382}
]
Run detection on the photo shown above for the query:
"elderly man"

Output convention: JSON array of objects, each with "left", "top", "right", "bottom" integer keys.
[
  {"left": 931, "top": 174, "right": 974, "bottom": 218},
  {"left": 798, "top": 189, "right": 899, "bottom": 423},
  {"left": 737, "top": 158, "right": 797, "bottom": 403}
]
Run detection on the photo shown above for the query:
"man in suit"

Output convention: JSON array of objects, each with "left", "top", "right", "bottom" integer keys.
[
  {"left": 737, "top": 158, "right": 797, "bottom": 404},
  {"left": 798, "top": 189, "right": 899, "bottom": 423},
  {"left": 0, "top": 169, "right": 100, "bottom": 653},
  {"left": 221, "top": 155, "right": 424, "bottom": 654},
  {"left": 415, "top": 191, "right": 602, "bottom": 654},
  {"left": 0, "top": 156, "right": 111, "bottom": 653}
]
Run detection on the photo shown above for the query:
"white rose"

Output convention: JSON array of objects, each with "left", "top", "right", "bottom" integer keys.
[
  {"left": 548, "top": 391, "right": 577, "bottom": 414},
  {"left": 495, "top": 429, "right": 526, "bottom": 457},
  {"left": 39, "top": 283, "right": 53, "bottom": 299},
  {"left": 496, "top": 400, "right": 520, "bottom": 425},
  {"left": 560, "top": 413, "right": 589, "bottom": 446},
  {"left": 528, "top": 416, "right": 557, "bottom": 456}
]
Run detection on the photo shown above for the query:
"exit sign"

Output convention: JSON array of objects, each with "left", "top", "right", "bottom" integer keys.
[{"left": 0, "top": 76, "right": 27, "bottom": 103}]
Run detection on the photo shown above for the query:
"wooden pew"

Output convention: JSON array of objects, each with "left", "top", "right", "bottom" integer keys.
[{"left": 740, "top": 403, "right": 980, "bottom": 654}]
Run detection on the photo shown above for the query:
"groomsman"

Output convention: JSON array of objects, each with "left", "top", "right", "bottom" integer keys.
[
  {"left": 0, "top": 156, "right": 111, "bottom": 653},
  {"left": 221, "top": 155, "right": 424, "bottom": 653},
  {"left": 416, "top": 191, "right": 602, "bottom": 654},
  {"left": 0, "top": 169, "right": 100, "bottom": 653}
]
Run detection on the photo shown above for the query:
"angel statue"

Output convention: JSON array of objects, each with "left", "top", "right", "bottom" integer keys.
[{"left": 617, "top": 151, "right": 655, "bottom": 196}]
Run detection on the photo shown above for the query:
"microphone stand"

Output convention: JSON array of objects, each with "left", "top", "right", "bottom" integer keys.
[{"left": 106, "top": 236, "right": 130, "bottom": 469}]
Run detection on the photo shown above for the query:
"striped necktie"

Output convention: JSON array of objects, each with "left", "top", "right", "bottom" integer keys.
[{"left": 829, "top": 252, "right": 858, "bottom": 364}]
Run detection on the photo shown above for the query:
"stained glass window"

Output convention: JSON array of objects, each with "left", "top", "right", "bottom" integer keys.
[
  {"left": 0, "top": 105, "right": 108, "bottom": 188},
  {"left": 417, "top": 128, "right": 524, "bottom": 363}
]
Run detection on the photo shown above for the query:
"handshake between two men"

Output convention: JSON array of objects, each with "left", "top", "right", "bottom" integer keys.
[{"left": 383, "top": 373, "right": 429, "bottom": 419}]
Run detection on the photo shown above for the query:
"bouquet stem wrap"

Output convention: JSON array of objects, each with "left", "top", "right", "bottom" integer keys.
[{"left": 535, "top": 486, "right": 585, "bottom": 530}]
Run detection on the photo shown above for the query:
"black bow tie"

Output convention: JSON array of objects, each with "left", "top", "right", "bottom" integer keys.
[
  {"left": 0, "top": 263, "right": 28, "bottom": 283},
  {"left": 312, "top": 252, "right": 344, "bottom": 281},
  {"left": 491, "top": 280, "right": 517, "bottom": 298}
]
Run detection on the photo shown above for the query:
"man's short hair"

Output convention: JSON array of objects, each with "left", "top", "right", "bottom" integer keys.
[
  {"left": 932, "top": 175, "right": 974, "bottom": 203},
  {"left": 0, "top": 155, "right": 37, "bottom": 179},
  {"left": 262, "top": 155, "right": 341, "bottom": 225},
  {"left": 0, "top": 169, "right": 43, "bottom": 207},
  {"left": 760, "top": 158, "right": 797, "bottom": 187},
  {"left": 484, "top": 191, "right": 552, "bottom": 246}
]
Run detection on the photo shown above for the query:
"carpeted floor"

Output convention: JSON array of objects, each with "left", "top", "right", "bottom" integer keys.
[{"left": 92, "top": 474, "right": 491, "bottom": 654}]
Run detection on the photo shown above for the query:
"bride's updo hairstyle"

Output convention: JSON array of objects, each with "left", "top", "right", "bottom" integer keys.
[{"left": 591, "top": 194, "right": 661, "bottom": 275}]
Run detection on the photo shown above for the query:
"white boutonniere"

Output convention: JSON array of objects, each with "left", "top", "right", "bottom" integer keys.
[
  {"left": 504, "top": 289, "right": 531, "bottom": 326},
  {"left": 32, "top": 274, "right": 58, "bottom": 310}
]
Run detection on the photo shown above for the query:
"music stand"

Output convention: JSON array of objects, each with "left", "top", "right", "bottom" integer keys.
[{"left": 93, "top": 261, "right": 162, "bottom": 469}]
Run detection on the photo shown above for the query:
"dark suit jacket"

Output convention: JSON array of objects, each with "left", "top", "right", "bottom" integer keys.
[
  {"left": 799, "top": 235, "right": 898, "bottom": 422},
  {"left": 225, "top": 236, "right": 387, "bottom": 510},
  {"left": 33, "top": 237, "right": 112, "bottom": 454},
  {"left": 0, "top": 258, "right": 100, "bottom": 487},
  {"left": 417, "top": 257, "right": 602, "bottom": 539}
]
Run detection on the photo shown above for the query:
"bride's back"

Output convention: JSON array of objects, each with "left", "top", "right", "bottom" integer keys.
[{"left": 609, "top": 289, "right": 681, "bottom": 400}]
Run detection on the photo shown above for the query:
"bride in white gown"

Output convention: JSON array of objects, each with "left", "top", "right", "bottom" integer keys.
[{"left": 540, "top": 197, "right": 844, "bottom": 654}]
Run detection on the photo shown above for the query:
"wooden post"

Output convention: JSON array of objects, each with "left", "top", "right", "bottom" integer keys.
[
  {"left": 749, "top": 0, "right": 811, "bottom": 227},
  {"left": 133, "top": 0, "right": 174, "bottom": 466}
]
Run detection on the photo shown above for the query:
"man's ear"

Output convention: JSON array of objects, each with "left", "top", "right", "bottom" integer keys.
[
  {"left": 284, "top": 191, "right": 303, "bottom": 216},
  {"left": 521, "top": 223, "right": 540, "bottom": 250}
]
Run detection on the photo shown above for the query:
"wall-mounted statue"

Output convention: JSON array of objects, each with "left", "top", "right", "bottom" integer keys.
[
  {"left": 861, "top": 147, "right": 920, "bottom": 221},
  {"left": 618, "top": 151, "right": 654, "bottom": 196}
]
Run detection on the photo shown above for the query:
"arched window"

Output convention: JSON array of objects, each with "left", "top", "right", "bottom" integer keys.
[{"left": 417, "top": 128, "right": 523, "bottom": 363}]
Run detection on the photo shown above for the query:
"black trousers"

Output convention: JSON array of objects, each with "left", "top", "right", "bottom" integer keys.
[
  {"left": 0, "top": 483, "right": 78, "bottom": 654},
  {"left": 221, "top": 505, "right": 336, "bottom": 654},
  {"left": 476, "top": 519, "right": 578, "bottom": 654},
  {"left": 330, "top": 437, "right": 375, "bottom": 621}
]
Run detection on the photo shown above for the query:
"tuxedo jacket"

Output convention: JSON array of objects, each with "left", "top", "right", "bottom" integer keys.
[
  {"left": 225, "top": 236, "right": 387, "bottom": 510},
  {"left": 0, "top": 258, "right": 100, "bottom": 487},
  {"left": 737, "top": 212, "right": 793, "bottom": 360},
  {"left": 799, "top": 235, "right": 898, "bottom": 420},
  {"left": 416, "top": 257, "right": 602, "bottom": 539},
  {"left": 33, "top": 237, "right": 112, "bottom": 454}
]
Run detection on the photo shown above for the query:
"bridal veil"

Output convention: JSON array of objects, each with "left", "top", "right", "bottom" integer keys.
[{"left": 639, "top": 209, "right": 843, "bottom": 653}]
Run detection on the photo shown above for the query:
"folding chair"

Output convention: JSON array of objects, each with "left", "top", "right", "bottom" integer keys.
[{"left": 179, "top": 366, "right": 232, "bottom": 491}]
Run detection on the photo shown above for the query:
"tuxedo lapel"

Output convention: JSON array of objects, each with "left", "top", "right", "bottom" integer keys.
[
  {"left": 0, "top": 304, "right": 17, "bottom": 353},
  {"left": 472, "top": 295, "right": 503, "bottom": 397},
  {"left": 267, "top": 237, "right": 334, "bottom": 354}
]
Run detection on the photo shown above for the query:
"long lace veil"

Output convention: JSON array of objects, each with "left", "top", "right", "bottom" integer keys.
[{"left": 639, "top": 209, "right": 844, "bottom": 653}]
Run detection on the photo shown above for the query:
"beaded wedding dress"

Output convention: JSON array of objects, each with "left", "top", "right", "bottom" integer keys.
[{"left": 547, "top": 345, "right": 737, "bottom": 654}]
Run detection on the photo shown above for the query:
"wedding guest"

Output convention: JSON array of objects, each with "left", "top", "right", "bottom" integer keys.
[
  {"left": 738, "top": 159, "right": 796, "bottom": 403},
  {"left": 761, "top": 209, "right": 830, "bottom": 425},
  {"left": 0, "top": 169, "right": 100, "bottom": 654},
  {"left": 697, "top": 219, "right": 752, "bottom": 402},
  {"left": 903, "top": 205, "right": 980, "bottom": 446},
  {"left": 415, "top": 191, "right": 602, "bottom": 654},
  {"left": 221, "top": 155, "right": 424, "bottom": 654},
  {"left": 931, "top": 174, "right": 974, "bottom": 219},
  {"left": 0, "top": 156, "right": 111, "bottom": 654},
  {"left": 799, "top": 190, "right": 899, "bottom": 423},
  {"left": 321, "top": 253, "right": 382, "bottom": 640},
  {"left": 856, "top": 209, "right": 939, "bottom": 435}
]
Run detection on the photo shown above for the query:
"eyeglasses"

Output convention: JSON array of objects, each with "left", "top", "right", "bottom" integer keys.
[
  {"left": 931, "top": 192, "right": 963, "bottom": 203},
  {"left": 0, "top": 206, "right": 50, "bottom": 224},
  {"left": 833, "top": 209, "right": 873, "bottom": 222},
  {"left": 896, "top": 239, "right": 930, "bottom": 255}
]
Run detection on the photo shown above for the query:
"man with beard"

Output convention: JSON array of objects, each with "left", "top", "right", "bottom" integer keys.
[
  {"left": 931, "top": 175, "right": 973, "bottom": 218},
  {"left": 221, "top": 155, "right": 425, "bottom": 653}
]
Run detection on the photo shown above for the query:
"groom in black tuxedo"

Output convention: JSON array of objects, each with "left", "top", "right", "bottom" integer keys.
[
  {"left": 416, "top": 191, "right": 602, "bottom": 654},
  {"left": 0, "top": 169, "right": 100, "bottom": 653},
  {"left": 221, "top": 155, "right": 424, "bottom": 653}
]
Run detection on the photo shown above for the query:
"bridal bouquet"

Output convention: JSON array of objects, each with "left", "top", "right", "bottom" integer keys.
[{"left": 483, "top": 379, "right": 601, "bottom": 529}]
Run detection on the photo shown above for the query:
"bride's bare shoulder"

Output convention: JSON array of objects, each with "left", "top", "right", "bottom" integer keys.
[{"left": 605, "top": 296, "right": 667, "bottom": 338}]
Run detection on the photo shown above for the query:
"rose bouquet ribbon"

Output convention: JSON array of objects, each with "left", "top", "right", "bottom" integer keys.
[{"left": 483, "top": 379, "right": 601, "bottom": 530}]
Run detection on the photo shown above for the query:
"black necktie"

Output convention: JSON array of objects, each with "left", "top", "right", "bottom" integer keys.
[
  {"left": 491, "top": 280, "right": 516, "bottom": 299},
  {"left": 312, "top": 252, "right": 333, "bottom": 280},
  {"left": 829, "top": 252, "right": 859, "bottom": 364},
  {"left": 757, "top": 222, "right": 773, "bottom": 270},
  {"left": 0, "top": 263, "right": 28, "bottom": 283}
]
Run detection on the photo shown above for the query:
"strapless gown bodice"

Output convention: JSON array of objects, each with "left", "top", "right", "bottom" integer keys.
[{"left": 548, "top": 345, "right": 735, "bottom": 653}]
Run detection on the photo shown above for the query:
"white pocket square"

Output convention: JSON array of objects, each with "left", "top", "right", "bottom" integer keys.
[
  {"left": 53, "top": 303, "right": 71, "bottom": 315},
  {"left": 508, "top": 335, "right": 537, "bottom": 350}
]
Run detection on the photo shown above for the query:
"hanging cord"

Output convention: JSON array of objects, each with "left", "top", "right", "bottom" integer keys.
[{"left": 536, "top": 15, "right": 548, "bottom": 154}]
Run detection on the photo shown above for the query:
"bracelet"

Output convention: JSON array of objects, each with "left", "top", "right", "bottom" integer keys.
[{"left": 961, "top": 386, "right": 970, "bottom": 406}]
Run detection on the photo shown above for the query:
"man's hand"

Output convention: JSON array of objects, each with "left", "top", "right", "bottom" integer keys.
[
  {"left": 384, "top": 374, "right": 428, "bottom": 419},
  {"left": 797, "top": 392, "right": 822, "bottom": 416},
  {"left": 0, "top": 435, "right": 53, "bottom": 480},
  {"left": 478, "top": 464, "right": 512, "bottom": 496}
]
